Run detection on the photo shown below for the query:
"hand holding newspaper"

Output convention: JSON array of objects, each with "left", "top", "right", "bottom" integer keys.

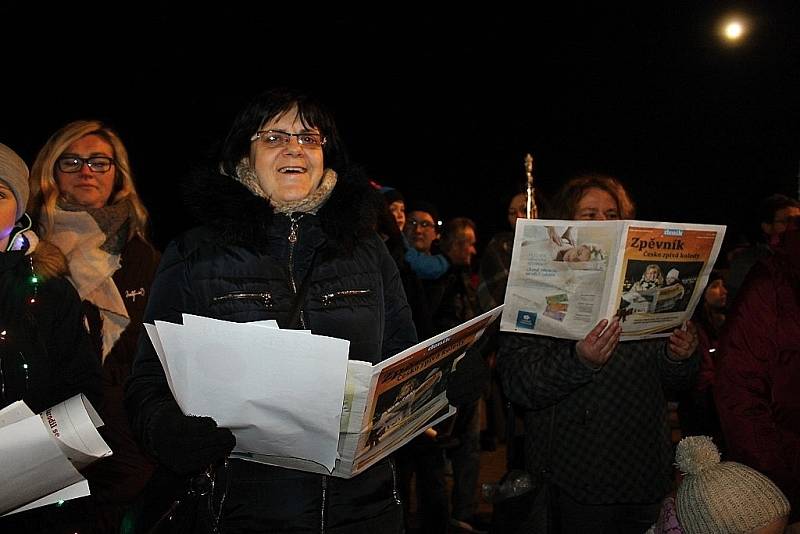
[
  {"left": 145, "top": 305, "right": 503, "bottom": 479},
  {"left": 0, "top": 394, "right": 111, "bottom": 516},
  {"left": 500, "top": 219, "right": 725, "bottom": 339}
]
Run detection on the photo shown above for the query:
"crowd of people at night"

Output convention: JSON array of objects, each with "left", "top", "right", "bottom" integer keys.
[{"left": 0, "top": 88, "right": 797, "bottom": 534}]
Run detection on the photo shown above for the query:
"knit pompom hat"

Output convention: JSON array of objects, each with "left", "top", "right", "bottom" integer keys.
[{"left": 675, "top": 436, "right": 790, "bottom": 534}]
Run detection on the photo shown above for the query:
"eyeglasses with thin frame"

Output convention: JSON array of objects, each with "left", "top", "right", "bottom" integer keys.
[
  {"left": 250, "top": 130, "right": 326, "bottom": 148},
  {"left": 57, "top": 156, "right": 115, "bottom": 173},
  {"left": 407, "top": 219, "right": 441, "bottom": 230}
]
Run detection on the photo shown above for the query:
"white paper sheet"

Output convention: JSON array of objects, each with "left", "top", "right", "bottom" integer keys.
[
  {"left": 148, "top": 314, "right": 350, "bottom": 472},
  {"left": 7, "top": 480, "right": 89, "bottom": 516},
  {"left": 0, "top": 395, "right": 109, "bottom": 515}
]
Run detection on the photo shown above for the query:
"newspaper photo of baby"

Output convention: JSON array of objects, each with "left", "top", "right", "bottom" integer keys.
[{"left": 547, "top": 226, "right": 607, "bottom": 265}]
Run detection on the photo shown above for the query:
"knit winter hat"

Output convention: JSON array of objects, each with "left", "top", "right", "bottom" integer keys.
[
  {"left": 666, "top": 268, "right": 680, "bottom": 284},
  {"left": 675, "top": 436, "right": 790, "bottom": 534},
  {"left": 0, "top": 142, "right": 30, "bottom": 221}
]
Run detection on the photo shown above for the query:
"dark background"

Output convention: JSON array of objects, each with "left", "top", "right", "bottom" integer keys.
[{"left": 2, "top": 4, "right": 799, "bottom": 259}]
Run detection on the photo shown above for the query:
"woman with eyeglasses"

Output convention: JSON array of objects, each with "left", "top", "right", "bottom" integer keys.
[
  {"left": 125, "top": 88, "right": 417, "bottom": 533},
  {"left": 0, "top": 143, "right": 101, "bottom": 531},
  {"left": 27, "top": 120, "right": 160, "bottom": 531},
  {"left": 497, "top": 174, "right": 700, "bottom": 533}
]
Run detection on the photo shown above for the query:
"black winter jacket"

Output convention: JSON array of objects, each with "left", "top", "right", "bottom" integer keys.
[
  {"left": 0, "top": 248, "right": 101, "bottom": 414},
  {"left": 0, "top": 244, "right": 103, "bottom": 534},
  {"left": 498, "top": 333, "right": 698, "bottom": 504},
  {"left": 126, "top": 167, "right": 417, "bottom": 533},
  {"left": 82, "top": 235, "right": 160, "bottom": 506}
]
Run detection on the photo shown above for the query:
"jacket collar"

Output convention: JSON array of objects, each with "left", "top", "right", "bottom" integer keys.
[{"left": 182, "top": 163, "right": 375, "bottom": 252}]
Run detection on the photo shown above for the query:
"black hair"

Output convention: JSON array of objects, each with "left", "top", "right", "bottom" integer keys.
[
  {"left": 406, "top": 200, "right": 442, "bottom": 226},
  {"left": 219, "top": 87, "right": 347, "bottom": 177}
]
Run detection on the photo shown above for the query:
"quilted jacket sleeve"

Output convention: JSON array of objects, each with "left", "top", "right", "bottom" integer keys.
[
  {"left": 376, "top": 234, "right": 418, "bottom": 359},
  {"left": 497, "top": 332, "right": 598, "bottom": 411},
  {"left": 124, "top": 239, "right": 193, "bottom": 455}
]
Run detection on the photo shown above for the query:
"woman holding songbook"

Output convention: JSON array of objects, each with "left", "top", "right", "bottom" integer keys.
[
  {"left": 497, "top": 174, "right": 700, "bottom": 533},
  {"left": 126, "top": 88, "right": 417, "bottom": 533}
]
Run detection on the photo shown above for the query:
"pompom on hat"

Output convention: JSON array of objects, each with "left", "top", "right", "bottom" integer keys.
[
  {"left": 675, "top": 435, "right": 790, "bottom": 534},
  {"left": 0, "top": 142, "right": 30, "bottom": 221},
  {"left": 666, "top": 268, "right": 680, "bottom": 284}
]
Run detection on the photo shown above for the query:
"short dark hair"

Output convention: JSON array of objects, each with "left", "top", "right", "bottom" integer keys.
[
  {"left": 757, "top": 194, "right": 800, "bottom": 225},
  {"left": 219, "top": 87, "right": 347, "bottom": 177},
  {"left": 407, "top": 200, "right": 442, "bottom": 226},
  {"left": 439, "top": 217, "right": 476, "bottom": 253},
  {"left": 551, "top": 173, "right": 636, "bottom": 220}
]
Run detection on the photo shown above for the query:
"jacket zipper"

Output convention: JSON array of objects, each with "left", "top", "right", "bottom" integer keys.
[
  {"left": 389, "top": 458, "right": 401, "bottom": 505},
  {"left": 211, "top": 291, "right": 273, "bottom": 308},
  {"left": 287, "top": 214, "right": 306, "bottom": 329},
  {"left": 320, "top": 475, "right": 327, "bottom": 533},
  {"left": 320, "top": 289, "right": 372, "bottom": 307}
]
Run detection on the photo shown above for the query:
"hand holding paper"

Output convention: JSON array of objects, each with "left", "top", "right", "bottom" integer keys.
[
  {"left": 147, "top": 403, "right": 235, "bottom": 476},
  {"left": 667, "top": 320, "right": 698, "bottom": 360},
  {"left": 576, "top": 317, "right": 621, "bottom": 368}
]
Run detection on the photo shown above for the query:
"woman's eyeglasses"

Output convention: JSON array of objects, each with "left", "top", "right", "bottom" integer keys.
[
  {"left": 57, "top": 156, "right": 115, "bottom": 173},
  {"left": 250, "top": 130, "right": 326, "bottom": 148}
]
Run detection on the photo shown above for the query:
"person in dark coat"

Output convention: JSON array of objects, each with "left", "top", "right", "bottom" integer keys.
[
  {"left": 497, "top": 174, "right": 700, "bottom": 533},
  {"left": 715, "top": 224, "right": 800, "bottom": 527},
  {"left": 28, "top": 120, "right": 160, "bottom": 532},
  {"left": 125, "top": 88, "right": 417, "bottom": 533},
  {"left": 0, "top": 142, "right": 102, "bottom": 532}
]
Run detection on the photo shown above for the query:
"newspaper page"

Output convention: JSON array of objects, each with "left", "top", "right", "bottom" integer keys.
[
  {"left": 501, "top": 219, "right": 725, "bottom": 340},
  {"left": 608, "top": 222, "right": 726, "bottom": 339},
  {"left": 273, "top": 306, "right": 503, "bottom": 479},
  {"left": 501, "top": 219, "right": 624, "bottom": 339},
  {"left": 347, "top": 305, "right": 504, "bottom": 477}
]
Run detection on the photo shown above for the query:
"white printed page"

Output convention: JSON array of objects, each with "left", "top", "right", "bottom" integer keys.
[
  {"left": 610, "top": 221, "right": 726, "bottom": 339},
  {"left": 350, "top": 306, "right": 504, "bottom": 474},
  {"left": 40, "top": 394, "right": 111, "bottom": 470},
  {"left": 501, "top": 219, "right": 620, "bottom": 339}
]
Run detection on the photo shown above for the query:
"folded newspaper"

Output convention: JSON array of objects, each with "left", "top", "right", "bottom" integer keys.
[
  {"left": 0, "top": 394, "right": 112, "bottom": 515},
  {"left": 500, "top": 219, "right": 725, "bottom": 340},
  {"left": 146, "top": 305, "right": 503, "bottom": 479}
]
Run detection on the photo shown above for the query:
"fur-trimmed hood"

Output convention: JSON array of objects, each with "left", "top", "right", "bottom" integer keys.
[{"left": 181, "top": 163, "right": 378, "bottom": 252}]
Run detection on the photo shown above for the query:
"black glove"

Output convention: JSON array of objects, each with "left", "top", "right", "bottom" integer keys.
[
  {"left": 446, "top": 345, "right": 490, "bottom": 406},
  {"left": 146, "top": 402, "right": 236, "bottom": 476}
]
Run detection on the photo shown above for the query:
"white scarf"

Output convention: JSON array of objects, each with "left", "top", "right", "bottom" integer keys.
[{"left": 48, "top": 208, "right": 129, "bottom": 361}]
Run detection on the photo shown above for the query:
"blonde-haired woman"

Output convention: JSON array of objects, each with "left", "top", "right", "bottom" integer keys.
[{"left": 28, "top": 120, "right": 159, "bottom": 531}]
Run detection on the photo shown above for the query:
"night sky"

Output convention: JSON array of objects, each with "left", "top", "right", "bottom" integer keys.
[{"left": 2, "top": 4, "right": 799, "bottom": 258}]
